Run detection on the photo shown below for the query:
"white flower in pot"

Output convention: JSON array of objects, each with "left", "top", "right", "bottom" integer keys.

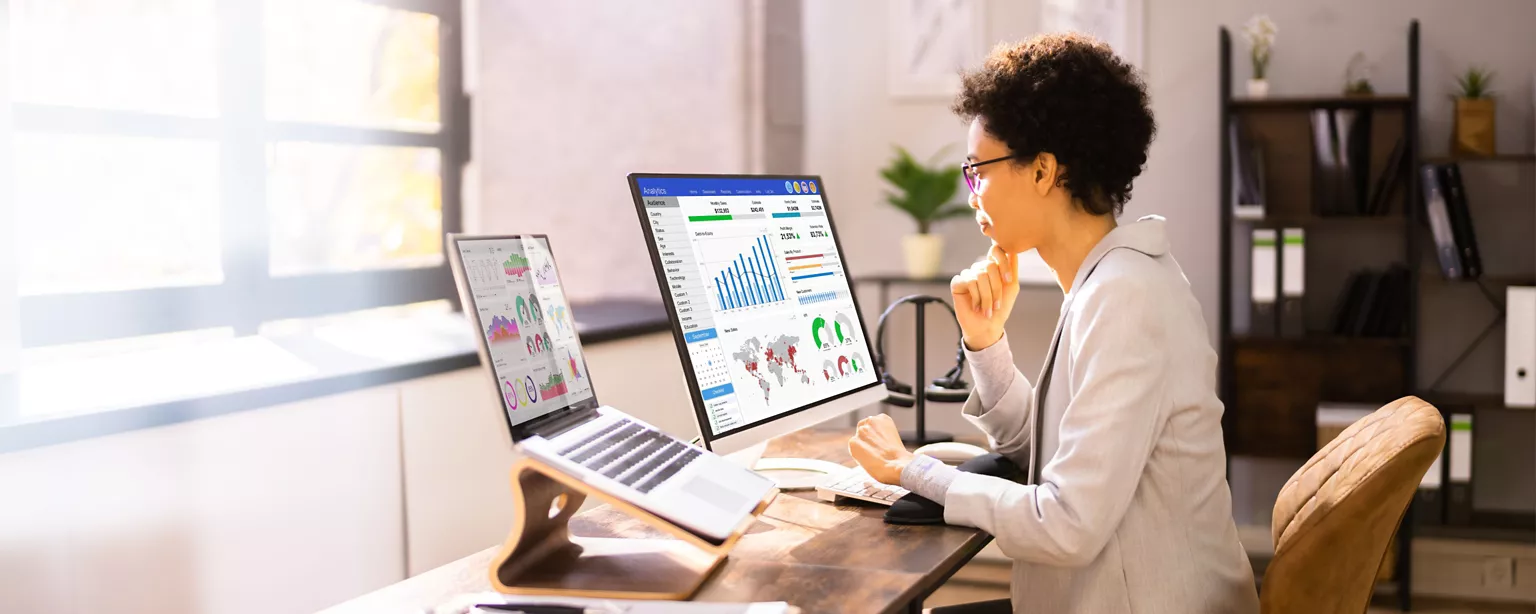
[
  {"left": 879, "top": 146, "right": 971, "bottom": 279},
  {"left": 1243, "top": 14, "right": 1277, "bottom": 98}
]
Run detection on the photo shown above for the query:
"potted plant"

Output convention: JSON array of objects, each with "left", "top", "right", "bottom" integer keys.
[
  {"left": 1452, "top": 66, "right": 1497, "bottom": 157},
  {"left": 1344, "top": 52, "right": 1374, "bottom": 96},
  {"left": 879, "top": 146, "right": 971, "bottom": 279},
  {"left": 1243, "top": 15, "right": 1277, "bottom": 98}
]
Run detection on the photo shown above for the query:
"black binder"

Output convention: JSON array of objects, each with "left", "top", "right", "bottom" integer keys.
[
  {"left": 1311, "top": 108, "right": 1374, "bottom": 215},
  {"left": 1439, "top": 164, "right": 1482, "bottom": 278},
  {"left": 1366, "top": 136, "right": 1407, "bottom": 216},
  {"left": 1332, "top": 271, "right": 1367, "bottom": 336},
  {"left": 1420, "top": 165, "right": 1463, "bottom": 279}
]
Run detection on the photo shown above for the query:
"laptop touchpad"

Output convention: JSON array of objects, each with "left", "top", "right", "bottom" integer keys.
[{"left": 681, "top": 474, "right": 749, "bottom": 511}]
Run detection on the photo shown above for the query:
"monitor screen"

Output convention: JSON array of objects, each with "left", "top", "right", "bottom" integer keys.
[
  {"left": 634, "top": 175, "right": 879, "bottom": 439},
  {"left": 455, "top": 236, "right": 596, "bottom": 429}
]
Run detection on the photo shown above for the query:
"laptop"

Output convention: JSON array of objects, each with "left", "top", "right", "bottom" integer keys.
[{"left": 447, "top": 234, "right": 776, "bottom": 542}]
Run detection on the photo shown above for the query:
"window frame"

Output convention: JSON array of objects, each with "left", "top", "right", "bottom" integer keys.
[{"left": 12, "top": 0, "right": 469, "bottom": 348}]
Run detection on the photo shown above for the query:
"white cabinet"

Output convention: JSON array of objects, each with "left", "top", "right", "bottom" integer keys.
[
  {"left": 0, "top": 331, "right": 706, "bottom": 613},
  {"left": 0, "top": 387, "right": 405, "bottom": 614},
  {"left": 399, "top": 368, "right": 515, "bottom": 576}
]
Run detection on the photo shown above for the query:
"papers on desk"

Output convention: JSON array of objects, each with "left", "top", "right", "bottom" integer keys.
[{"left": 434, "top": 593, "right": 798, "bottom": 614}]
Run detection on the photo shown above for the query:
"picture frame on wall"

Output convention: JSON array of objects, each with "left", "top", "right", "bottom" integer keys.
[
  {"left": 886, "top": 0, "right": 987, "bottom": 100},
  {"left": 1040, "top": 0, "right": 1145, "bottom": 69}
]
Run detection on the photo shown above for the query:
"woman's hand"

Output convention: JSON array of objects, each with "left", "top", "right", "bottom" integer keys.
[
  {"left": 848, "top": 414, "right": 914, "bottom": 485},
  {"left": 950, "top": 244, "right": 1020, "bottom": 351}
]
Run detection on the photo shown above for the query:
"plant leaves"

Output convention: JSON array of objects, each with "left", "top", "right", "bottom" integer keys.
[
  {"left": 933, "top": 203, "right": 975, "bottom": 221},
  {"left": 879, "top": 144, "right": 965, "bottom": 225}
]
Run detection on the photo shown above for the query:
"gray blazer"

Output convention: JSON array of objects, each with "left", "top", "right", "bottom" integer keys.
[{"left": 944, "top": 216, "right": 1261, "bottom": 613}]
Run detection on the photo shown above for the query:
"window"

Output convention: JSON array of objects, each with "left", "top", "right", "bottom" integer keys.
[{"left": 9, "top": 0, "right": 467, "bottom": 348}]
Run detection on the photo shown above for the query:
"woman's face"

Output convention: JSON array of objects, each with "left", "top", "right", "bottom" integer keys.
[{"left": 967, "top": 118, "right": 1048, "bottom": 254}]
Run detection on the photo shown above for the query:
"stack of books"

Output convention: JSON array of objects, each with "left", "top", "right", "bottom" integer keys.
[
  {"left": 1309, "top": 110, "right": 1408, "bottom": 217},
  {"left": 1331, "top": 265, "right": 1412, "bottom": 338}
]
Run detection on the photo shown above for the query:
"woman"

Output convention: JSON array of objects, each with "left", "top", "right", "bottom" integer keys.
[{"left": 849, "top": 33, "right": 1260, "bottom": 614}]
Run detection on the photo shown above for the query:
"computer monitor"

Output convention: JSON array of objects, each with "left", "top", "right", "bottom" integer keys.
[
  {"left": 446, "top": 234, "right": 599, "bottom": 441},
  {"left": 629, "top": 174, "right": 886, "bottom": 458}
]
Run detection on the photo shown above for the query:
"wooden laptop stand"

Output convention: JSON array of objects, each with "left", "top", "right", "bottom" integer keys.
[{"left": 488, "top": 456, "right": 776, "bottom": 600}]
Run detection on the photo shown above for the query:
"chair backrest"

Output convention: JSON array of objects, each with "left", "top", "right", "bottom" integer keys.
[{"left": 1262, "top": 396, "right": 1446, "bottom": 614}]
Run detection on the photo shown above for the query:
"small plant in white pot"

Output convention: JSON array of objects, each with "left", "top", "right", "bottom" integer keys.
[
  {"left": 1243, "top": 14, "right": 1277, "bottom": 98},
  {"left": 879, "top": 146, "right": 970, "bottom": 279}
]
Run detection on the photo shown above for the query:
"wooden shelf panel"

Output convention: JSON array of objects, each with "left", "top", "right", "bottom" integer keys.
[
  {"left": 1231, "top": 95, "right": 1411, "bottom": 110},
  {"left": 1422, "top": 153, "right": 1536, "bottom": 165},
  {"left": 1228, "top": 338, "right": 1408, "bottom": 458},
  {"left": 1417, "top": 523, "right": 1536, "bottom": 544},
  {"left": 1418, "top": 391, "right": 1531, "bottom": 411},
  {"left": 1233, "top": 214, "right": 1406, "bottom": 227},
  {"left": 1419, "top": 273, "right": 1536, "bottom": 286},
  {"left": 1229, "top": 106, "right": 1410, "bottom": 220},
  {"left": 1233, "top": 334, "right": 1411, "bottom": 348}
]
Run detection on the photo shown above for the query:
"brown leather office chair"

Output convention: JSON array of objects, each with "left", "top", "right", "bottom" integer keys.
[{"left": 1262, "top": 396, "right": 1446, "bottom": 614}]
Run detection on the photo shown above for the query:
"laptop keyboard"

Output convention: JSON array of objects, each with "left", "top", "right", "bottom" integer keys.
[{"left": 556, "top": 417, "right": 701, "bottom": 493}]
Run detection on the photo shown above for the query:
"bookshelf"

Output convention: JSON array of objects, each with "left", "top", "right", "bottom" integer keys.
[
  {"left": 1218, "top": 25, "right": 1420, "bottom": 459},
  {"left": 1218, "top": 20, "right": 1423, "bottom": 607},
  {"left": 1222, "top": 20, "right": 1536, "bottom": 608}
]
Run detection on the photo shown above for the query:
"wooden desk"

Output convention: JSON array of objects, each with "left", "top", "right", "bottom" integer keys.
[{"left": 319, "top": 427, "right": 992, "bottom": 614}]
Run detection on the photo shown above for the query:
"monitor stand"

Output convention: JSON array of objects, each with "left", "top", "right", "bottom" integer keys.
[{"left": 724, "top": 441, "right": 851, "bottom": 491}]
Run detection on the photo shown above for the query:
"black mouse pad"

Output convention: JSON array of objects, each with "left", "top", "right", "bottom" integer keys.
[{"left": 883, "top": 453, "right": 1024, "bottom": 525}]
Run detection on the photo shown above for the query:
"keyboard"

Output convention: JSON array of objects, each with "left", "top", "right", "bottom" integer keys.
[
  {"left": 815, "top": 466, "right": 910, "bottom": 506},
  {"left": 556, "top": 418, "right": 702, "bottom": 494}
]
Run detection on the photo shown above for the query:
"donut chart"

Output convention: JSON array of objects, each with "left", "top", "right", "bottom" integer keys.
[
  {"left": 821, "top": 352, "right": 866, "bottom": 381},
  {"left": 834, "top": 313, "right": 855, "bottom": 344},
  {"left": 502, "top": 375, "right": 538, "bottom": 409},
  {"left": 810, "top": 312, "right": 858, "bottom": 350}
]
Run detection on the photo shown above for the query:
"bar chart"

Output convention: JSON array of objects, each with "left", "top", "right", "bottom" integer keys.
[{"left": 707, "top": 235, "right": 787, "bottom": 312}]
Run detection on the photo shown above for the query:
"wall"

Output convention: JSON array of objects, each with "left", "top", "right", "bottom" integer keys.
[
  {"left": 473, "top": 0, "right": 755, "bottom": 304},
  {"left": 802, "top": 0, "right": 1061, "bottom": 440},
  {"left": 803, "top": 0, "right": 1536, "bottom": 521},
  {"left": 1, "top": 3, "right": 16, "bottom": 423}
]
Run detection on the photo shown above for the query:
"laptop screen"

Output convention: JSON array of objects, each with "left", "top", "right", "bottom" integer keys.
[
  {"left": 454, "top": 236, "right": 596, "bottom": 429},
  {"left": 632, "top": 175, "right": 880, "bottom": 440}
]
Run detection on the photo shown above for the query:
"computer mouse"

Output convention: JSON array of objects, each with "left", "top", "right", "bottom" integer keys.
[{"left": 913, "top": 441, "right": 989, "bottom": 464}]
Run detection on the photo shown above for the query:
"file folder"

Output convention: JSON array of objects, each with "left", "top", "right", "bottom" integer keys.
[
  {"left": 1507, "top": 287, "right": 1535, "bottom": 408},
  {"left": 1250, "top": 229, "right": 1278, "bottom": 336},
  {"left": 1446, "top": 412, "right": 1473, "bottom": 525},
  {"left": 1280, "top": 228, "right": 1305, "bottom": 337}
]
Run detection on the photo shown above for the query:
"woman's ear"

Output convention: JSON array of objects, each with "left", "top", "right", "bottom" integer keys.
[{"left": 1033, "top": 153, "right": 1060, "bottom": 196}]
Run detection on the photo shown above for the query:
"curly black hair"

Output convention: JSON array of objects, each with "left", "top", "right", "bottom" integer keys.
[{"left": 953, "top": 33, "right": 1155, "bottom": 217}]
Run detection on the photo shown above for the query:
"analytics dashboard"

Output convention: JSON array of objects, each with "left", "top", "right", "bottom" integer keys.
[
  {"left": 636, "top": 177, "right": 878, "bottom": 438},
  {"left": 456, "top": 236, "right": 595, "bottom": 428}
]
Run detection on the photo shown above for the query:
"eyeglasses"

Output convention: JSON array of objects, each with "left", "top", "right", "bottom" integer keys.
[{"left": 962, "top": 155, "right": 1017, "bottom": 195}]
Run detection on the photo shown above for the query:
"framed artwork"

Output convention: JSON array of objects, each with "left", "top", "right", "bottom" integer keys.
[
  {"left": 887, "top": 0, "right": 986, "bottom": 99},
  {"left": 1041, "top": 0, "right": 1145, "bottom": 68}
]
